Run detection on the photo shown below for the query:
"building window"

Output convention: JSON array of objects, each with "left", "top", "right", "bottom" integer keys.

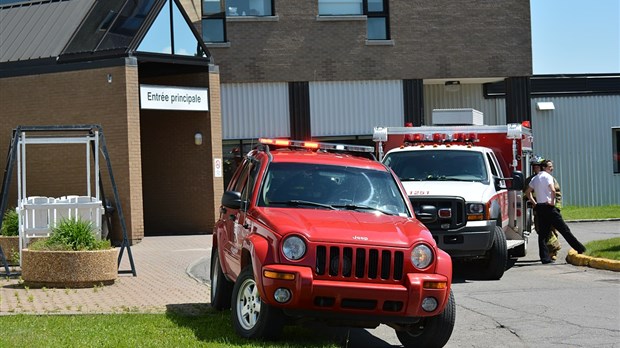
[
  {"left": 613, "top": 127, "right": 620, "bottom": 174},
  {"left": 203, "top": 0, "right": 226, "bottom": 42},
  {"left": 318, "top": 0, "right": 389, "bottom": 40},
  {"left": 225, "top": 0, "right": 273, "bottom": 16},
  {"left": 319, "top": 0, "right": 363, "bottom": 15},
  {"left": 366, "top": 0, "right": 389, "bottom": 40},
  {"left": 202, "top": 0, "right": 275, "bottom": 43}
]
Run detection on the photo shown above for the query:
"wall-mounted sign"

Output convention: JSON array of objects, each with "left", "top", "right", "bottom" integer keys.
[
  {"left": 214, "top": 158, "right": 222, "bottom": 178},
  {"left": 140, "top": 84, "right": 209, "bottom": 111}
]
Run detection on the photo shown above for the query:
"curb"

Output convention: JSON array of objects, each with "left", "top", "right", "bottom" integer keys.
[
  {"left": 565, "top": 218, "right": 620, "bottom": 223},
  {"left": 566, "top": 249, "right": 620, "bottom": 272}
]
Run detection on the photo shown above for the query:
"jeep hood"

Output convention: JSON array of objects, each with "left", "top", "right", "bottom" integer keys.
[
  {"left": 254, "top": 208, "right": 431, "bottom": 248},
  {"left": 401, "top": 181, "right": 493, "bottom": 202}
]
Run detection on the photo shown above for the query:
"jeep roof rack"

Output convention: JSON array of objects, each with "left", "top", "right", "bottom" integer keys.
[{"left": 258, "top": 138, "right": 376, "bottom": 160}]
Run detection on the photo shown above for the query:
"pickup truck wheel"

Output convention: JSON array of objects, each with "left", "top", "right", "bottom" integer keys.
[
  {"left": 396, "top": 290, "right": 456, "bottom": 348},
  {"left": 483, "top": 226, "right": 507, "bottom": 280},
  {"left": 232, "top": 266, "right": 284, "bottom": 339},
  {"left": 210, "top": 247, "right": 233, "bottom": 310}
]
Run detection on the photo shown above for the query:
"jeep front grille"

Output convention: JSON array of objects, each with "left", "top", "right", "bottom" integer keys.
[{"left": 315, "top": 245, "right": 404, "bottom": 281}]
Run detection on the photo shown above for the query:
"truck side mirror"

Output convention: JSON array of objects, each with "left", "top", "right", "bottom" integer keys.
[
  {"left": 511, "top": 171, "right": 524, "bottom": 191},
  {"left": 221, "top": 191, "right": 242, "bottom": 209}
]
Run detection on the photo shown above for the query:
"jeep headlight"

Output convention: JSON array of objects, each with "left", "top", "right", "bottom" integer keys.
[
  {"left": 282, "top": 236, "right": 306, "bottom": 261},
  {"left": 411, "top": 244, "right": 433, "bottom": 269}
]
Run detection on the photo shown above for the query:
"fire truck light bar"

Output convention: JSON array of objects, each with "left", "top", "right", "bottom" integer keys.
[{"left": 259, "top": 138, "right": 374, "bottom": 153}]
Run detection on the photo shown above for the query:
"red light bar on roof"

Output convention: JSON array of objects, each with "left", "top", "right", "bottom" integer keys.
[{"left": 258, "top": 138, "right": 374, "bottom": 153}]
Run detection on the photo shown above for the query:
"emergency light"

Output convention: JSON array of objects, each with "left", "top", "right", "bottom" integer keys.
[{"left": 258, "top": 138, "right": 374, "bottom": 153}]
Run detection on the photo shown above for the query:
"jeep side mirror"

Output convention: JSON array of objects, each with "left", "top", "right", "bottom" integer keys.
[
  {"left": 511, "top": 171, "right": 524, "bottom": 191},
  {"left": 221, "top": 191, "right": 242, "bottom": 209}
]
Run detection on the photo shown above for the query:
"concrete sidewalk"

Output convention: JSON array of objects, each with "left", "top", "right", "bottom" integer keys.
[{"left": 0, "top": 235, "right": 212, "bottom": 315}]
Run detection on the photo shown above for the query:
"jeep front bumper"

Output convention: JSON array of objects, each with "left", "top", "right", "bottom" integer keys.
[{"left": 259, "top": 264, "right": 450, "bottom": 319}]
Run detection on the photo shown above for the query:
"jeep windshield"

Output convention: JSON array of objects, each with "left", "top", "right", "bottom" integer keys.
[
  {"left": 383, "top": 150, "right": 489, "bottom": 183},
  {"left": 258, "top": 162, "right": 410, "bottom": 217}
]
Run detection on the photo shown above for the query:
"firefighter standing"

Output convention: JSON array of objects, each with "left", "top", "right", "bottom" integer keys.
[
  {"left": 524, "top": 156, "right": 562, "bottom": 260},
  {"left": 525, "top": 159, "right": 586, "bottom": 264}
]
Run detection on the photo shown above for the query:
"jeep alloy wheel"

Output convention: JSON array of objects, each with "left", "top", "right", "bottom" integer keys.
[{"left": 231, "top": 266, "right": 284, "bottom": 339}]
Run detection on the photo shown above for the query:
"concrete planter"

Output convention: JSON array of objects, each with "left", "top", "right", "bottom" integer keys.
[
  {"left": 21, "top": 248, "right": 118, "bottom": 288},
  {"left": 0, "top": 236, "right": 19, "bottom": 265}
]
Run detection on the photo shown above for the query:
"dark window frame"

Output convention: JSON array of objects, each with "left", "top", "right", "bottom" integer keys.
[{"left": 364, "top": 0, "right": 390, "bottom": 40}]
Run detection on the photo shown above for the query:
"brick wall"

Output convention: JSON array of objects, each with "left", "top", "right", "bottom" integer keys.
[
  {"left": 0, "top": 61, "right": 223, "bottom": 241},
  {"left": 205, "top": 0, "right": 531, "bottom": 83},
  {"left": 0, "top": 63, "right": 144, "bottom": 244}
]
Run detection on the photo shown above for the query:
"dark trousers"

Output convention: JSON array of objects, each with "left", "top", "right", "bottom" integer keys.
[{"left": 534, "top": 204, "right": 586, "bottom": 262}]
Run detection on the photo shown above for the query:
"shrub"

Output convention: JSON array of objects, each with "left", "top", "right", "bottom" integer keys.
[
  {"left": 0, "top": 208, "right": 19, "bottom": 236},
  {"left": 29, "top": 218, "right": 110, "bottom": 251}
]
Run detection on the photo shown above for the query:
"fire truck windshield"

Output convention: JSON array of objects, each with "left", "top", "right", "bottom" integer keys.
[
  {"left": 383, "top": 150, "right": 489, "bottom": 183},
  {"left": 258, "top": 163, "right": 410, "bottom": 216}
]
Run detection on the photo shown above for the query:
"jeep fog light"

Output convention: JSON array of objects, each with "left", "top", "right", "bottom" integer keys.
[
  {"left": 274, "top": 288, "right": 291, "bottom": 303},
  {"left": 282, "top": 236, "right": 306, "bottom": 260},
  {"left": 411, "top": 244, "right": 433, "bottom": 269},
  {"left": 421, "top": 297, "right": 438, "bottom": 312}
]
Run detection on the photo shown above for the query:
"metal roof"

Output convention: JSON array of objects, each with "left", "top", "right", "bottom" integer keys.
[
  {"left": 0, "top": 0, "right": 211, "bottom": 71},
  {"left": 0, "top": 0, "right": 96, "bottom": 63}
]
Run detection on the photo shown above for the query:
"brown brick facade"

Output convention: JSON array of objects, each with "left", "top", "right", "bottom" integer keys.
[
  {"left": 0, "top": 60, "right": 222, "bottom": 243},
  {"left": 0, "top": 63, "right": 144, "bottom": 243},
  {"left": 206, "top": 0, "right": 532, "bottom": 83}
]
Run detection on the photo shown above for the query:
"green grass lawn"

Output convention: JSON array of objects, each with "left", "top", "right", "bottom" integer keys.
[
  {"left": 584, "top": 237, "right": 620, "bottom": 261},
  {"left": 561, "top": 205, "right": 620, "bottom": 221},
  {"left": 0, "top": 311, "right": 342, "bottom": 348}
]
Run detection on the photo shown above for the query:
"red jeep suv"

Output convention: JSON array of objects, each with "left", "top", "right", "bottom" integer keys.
[{"left": 211, "top": 139, "right": 455, "bottom": 347}]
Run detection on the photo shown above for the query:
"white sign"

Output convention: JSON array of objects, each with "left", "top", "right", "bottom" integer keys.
[
  {"left": 214, "top": 158, "right": 222, "bottom": 177},
  {"left": 140, "top": 84, "right": 209, "bottom": 111}
]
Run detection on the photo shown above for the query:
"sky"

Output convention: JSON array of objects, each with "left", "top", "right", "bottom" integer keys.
[{"left": 531, "top": 0, "right": 620, "bottom": 74}]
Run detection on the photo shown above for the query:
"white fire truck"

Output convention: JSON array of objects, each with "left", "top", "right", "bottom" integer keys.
[{"left": 373, "top": 109, "right": 534, "bottom": 280}]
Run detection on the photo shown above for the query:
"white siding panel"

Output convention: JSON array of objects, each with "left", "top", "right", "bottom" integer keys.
[
  {"left": 221, "top": 83, "right": 289, "bottom": 139},
  {"left": 310, "top": 80, "right": 404, "bottom": 136},
  {"left": 532, "top": 95, "right": 620, "bottom": 206},
  {"left": 424, "top": 84, "right": 506, "bottom": 125}
]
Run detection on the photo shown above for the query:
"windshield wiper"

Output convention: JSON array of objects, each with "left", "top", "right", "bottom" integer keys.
[
  {"left": 400, "top": 177, "right": 423, "bottom": 181},
  {"left": 441, "top": 177, "right": 474, "bottom": 182},
  {"left": 269, "top": 200, "right": 336, "bottom": 210},
  {"left": 332, "top": 204, "right": 397, "bottom": 216}
]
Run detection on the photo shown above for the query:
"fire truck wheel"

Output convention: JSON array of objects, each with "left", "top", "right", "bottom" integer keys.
[
  {"left": 395, "top": 289, "right": 456, "bottom": 348},
  {"left": 482, "top": 226, "right": 507, "bottom": 280},
  {"left": 210, "top": 247, "right": 233, "bottom": 310},
  {"left": 231, "top": 266, "right": 284, "bottom": 339}
]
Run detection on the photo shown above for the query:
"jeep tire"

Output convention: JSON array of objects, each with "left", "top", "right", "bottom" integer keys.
[
  {"left": 210, "top": 247, "right": 233, "bottom": 310},
  {"left": 231, "top": 266, "right": 284, "bottom": 339},
  {"left": 395, "top": 289, "right": 456, "bottom": 348}
]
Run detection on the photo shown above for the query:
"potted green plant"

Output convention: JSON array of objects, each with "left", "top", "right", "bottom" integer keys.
[
  {"left": 21, "top": 218, "right": 118, "bottom": 288},
  {"left": 0, "top": 208, "right": 19, "bottom": 265}
]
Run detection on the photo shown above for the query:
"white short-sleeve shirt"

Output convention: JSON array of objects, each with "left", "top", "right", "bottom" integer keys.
[{"left": 529, "top": 171, "right": 554, "bottom": 204}]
